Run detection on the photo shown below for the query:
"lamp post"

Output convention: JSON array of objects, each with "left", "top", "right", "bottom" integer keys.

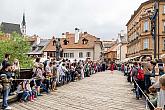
[
  {"left": 150, "top": 1, "right": 158, "bottom": 59},
  {"left": 158, "top": 0, "right": 160, "bottom": 60}
]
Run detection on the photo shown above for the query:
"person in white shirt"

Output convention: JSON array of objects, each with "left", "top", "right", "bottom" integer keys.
[
  {"left": 45, "top": 62, "right": 53, "bottom": 91},
  {"left": 58, "top": 62, "right": 68, "bottom": 85}
]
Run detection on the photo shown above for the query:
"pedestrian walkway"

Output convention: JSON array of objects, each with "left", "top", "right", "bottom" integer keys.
[{"left": 11, "top": 71, "right": 145, "bottom": 110}]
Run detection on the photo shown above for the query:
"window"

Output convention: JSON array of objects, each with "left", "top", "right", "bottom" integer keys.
[
  {"left": 63, "top": 39, "right": 68, "bottom": 45},
  {"left": 144, "top": 20, "right": 149, "bottom": 32},
  {"left": 64, "top": 53, "right": 74, "bottom": 58},
  {"left": 79, "top": 52, "right": 83, "bottom": 58},
  {"left": 86, "top": 52, "right": 91, "bottom": 57},
  {"left": 164, "top": 40, "right": 165, "bottom": 50},
  {"left": 163, "top": 22, "right": 165, "bottom": 32},
  {"left": 163, "top": 5, "right": 165, "bottom": 14},
  {"left": 64, "top": 53, "right": 68, "bottom": 58},
  {"left": 47, "top": 52, "right": 55, "bottom": 57},
  {"left": 82, "top": 38, "right": 88, "bottom": 44},
  {"left": 70, "top": 53, "right": 74, "bottom": 58},
  {"left": 143, "top": 38, "right": 149, "bottom": 49}
]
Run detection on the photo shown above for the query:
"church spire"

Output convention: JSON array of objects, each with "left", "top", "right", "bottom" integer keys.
[
  {"left": 22, "top": 13, "right": 26, "bottom": 26},
  {"left": 21, "top": 13, "right": 26, "bottom": 36}
]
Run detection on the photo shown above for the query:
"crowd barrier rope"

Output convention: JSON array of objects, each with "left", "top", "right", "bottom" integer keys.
[{"left": 133, "top": 78, "right": 156, "bottom": 109}]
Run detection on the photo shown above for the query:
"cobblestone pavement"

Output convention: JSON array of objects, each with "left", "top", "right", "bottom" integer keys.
[{"left": 11, "top": 71, "right": 146, "bottom": 110}]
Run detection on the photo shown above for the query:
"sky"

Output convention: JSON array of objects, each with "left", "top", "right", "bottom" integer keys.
[{"left": 0, "top": 0, "right": 146, "bottom": 40}]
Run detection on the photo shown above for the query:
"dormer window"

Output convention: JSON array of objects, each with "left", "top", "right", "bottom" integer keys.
[
  {"left": 82, "top": 38, "right": 88, "bottom": 44},
  {"left": 63, "top": 39, "right": 69, "bottom": 45}
]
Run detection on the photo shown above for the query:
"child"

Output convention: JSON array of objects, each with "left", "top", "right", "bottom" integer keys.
[
  {"left": 25, "top": 80, "right": 34, "bottom": 102},
  {"left": 16, "top": 82, "right": 24, "bottom": 102},
  {"left": 17, "top": 80, "right": 29, "bottom": 102},
  {"left": 148, "top": 87, "right": 157, "bottom": 110},
  {"left": 30, "top": 79, "right": 37, "bottom": 99}
]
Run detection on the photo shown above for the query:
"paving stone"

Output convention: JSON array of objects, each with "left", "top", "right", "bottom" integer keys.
[{"left": 11, "top": 71, "right": 146, "bottom": 110}]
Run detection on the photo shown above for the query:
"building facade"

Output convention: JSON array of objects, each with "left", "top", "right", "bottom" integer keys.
[
  {"left": 44, "top": 32, "right": 103, "bottom": 62},
  {"left": 116, "top": 30, "right": 128, "bottom": 63},
  {"left": 104, "top": 43, "right": 117, "bottom": 62},
  {"left": 126, "top": 0, "right": 165, "bottom": 60},
  {"left": 62, "top": 32, "right": 103, "bottom": 62}
]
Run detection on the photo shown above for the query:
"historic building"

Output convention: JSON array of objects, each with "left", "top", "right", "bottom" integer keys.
[
  {"left": 27, "top": 35, "right": 50, "bottom": 58},
  {"left": 104, "top": 43, "right": 117, "bottom": 62},
  {"left": 126, "top": 0, "right": 165, "bottom": 60},
  {"left": 0, "top": 13, "right": 26, "bottom": 37},
  {"left": 62, "top": 32, "right": 103, "bottom": 62},
  {"left": 44, "top": 32, "right": 103, "bottom": 62},
  {"left": 116, "top": 30, "right": 127, "bottom": 63},
  {"left": 0, "top": 22, "right": 22, "bottom": 35}
]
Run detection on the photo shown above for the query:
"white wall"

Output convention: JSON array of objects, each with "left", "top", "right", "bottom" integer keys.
[
  {"left": 116, "top": 43, "right": 127, "bottom": 62},
  {"left": 94, "top": 43, "right": 102, "bottom": 61},
  {"left": 43, "top": 52, "right": 47, "bottom": 58},
  {"left": 63, "top": 49, "right": 94, "bottom": 62},
  {"left": 117, "top": 43, "right": 121, "bottom": 60},
  {"left": 121, "top": 44, "right": 127, "bottom": 61}
]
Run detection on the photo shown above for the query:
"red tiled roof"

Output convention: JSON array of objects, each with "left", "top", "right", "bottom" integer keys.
[
  {"left": 44, "top": 32, "right": 100, "bottom": 51},
  {"left": 44, "top": 37, "right": 56, "bottom": 51}
]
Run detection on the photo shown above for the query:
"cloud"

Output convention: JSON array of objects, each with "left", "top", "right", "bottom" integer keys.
[{"left": 0, "top": 0, "right": 146, "bottom": 40}]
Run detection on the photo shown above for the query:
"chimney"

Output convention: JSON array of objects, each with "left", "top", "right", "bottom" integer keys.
[
  {"left": 66, "top": 32, "right": 69, "bottom": 35},
  {"left": 84, "top": 32, "right": 88, "bottom": 35},
  {"left": 75, "top": 28, "right": 79, "bottom": 43},
  {"left": 62, "top": 33, "right": 66, "bottom": 38},
  {"left": 36, "top": 36, "right": 40, "bottom": 45}
]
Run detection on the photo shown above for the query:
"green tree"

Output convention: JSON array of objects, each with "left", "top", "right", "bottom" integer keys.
[
  {"left": 0, "top": 32, "right": 33, "bottom": 68},
  {"left": 0, "top": 31, "right": 4, "bottom": 36}
]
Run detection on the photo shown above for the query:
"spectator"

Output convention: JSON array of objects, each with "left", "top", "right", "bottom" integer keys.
[
  {"left": 33, "top": 57, "right": 40, "bottom": 76},
  {"left": 131, "top": 62, "right": 138, "bottom": 93},
  {"left": 0, "top": 63, "right": 13, "bottom": 110},
  {"left": 12, "top": 59, "right": 20, "bottom": 92},
  {"left": 1, "top": 54, "right": 10, "bottom": 71},
  {"left": 35, "top": 63, "right": 48, "bottom": 95},
  {"left": 45, "top": 62, "right": 53, "bottom": 91},
  {"left": 51, "top": 62, "right": 57, "bottom": 91},
  {"left": 156, "top": 75, "right": 165, "bottom": 109}
]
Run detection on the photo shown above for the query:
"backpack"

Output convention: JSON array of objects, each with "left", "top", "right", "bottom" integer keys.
[{"left": 137, "top": 68, "right": 144, "bottom": 80}]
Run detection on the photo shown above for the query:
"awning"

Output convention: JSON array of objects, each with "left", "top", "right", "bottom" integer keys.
[
  {"left": 130, "top": 56, "right": 140, "bottom": 60},
  {"left": 121, "top": 58, "right": 131, "bottom": 63}
]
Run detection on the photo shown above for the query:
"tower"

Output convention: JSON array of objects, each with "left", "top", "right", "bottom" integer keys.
[{"left": 21, "top": 13, "right": 26, "bottom": 36}]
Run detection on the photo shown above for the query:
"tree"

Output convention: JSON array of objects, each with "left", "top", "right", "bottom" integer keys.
[
  {"left": 0, "top": 32, "right": 33, "bottom": 68},
  {"left": 0, "top": 31, "right": 4, "bottom": 36}
]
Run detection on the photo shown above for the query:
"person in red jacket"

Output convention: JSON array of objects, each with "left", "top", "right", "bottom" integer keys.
[{"left": 110, "top": 62, "right": 115, "bottom": 74}]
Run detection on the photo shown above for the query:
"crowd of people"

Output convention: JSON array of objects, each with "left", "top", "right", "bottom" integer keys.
[
  {"left": 119, "top": 57, "right": 165, "bottom": 110},
  {"left": 0, "top": 53, "right": 107, "bottom": 110},
  {"left": 1, "top": 53, "right": 164, "bottom": 110}
]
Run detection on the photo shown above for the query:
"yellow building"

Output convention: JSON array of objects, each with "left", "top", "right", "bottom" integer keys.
[{"left": 126, "top": 0, "right": 165, "bottom": 60}]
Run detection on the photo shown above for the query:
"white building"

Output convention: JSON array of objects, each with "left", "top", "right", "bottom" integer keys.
[
  {"left": 44, "top": 32, "right": 103, "bottom": 62},
  {"left": 116, "top": 30, "right": 128, "bottom": 63}
]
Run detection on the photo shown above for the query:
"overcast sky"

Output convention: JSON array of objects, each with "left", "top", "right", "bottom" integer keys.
[{"left": 0, "top": 0, "right": 146, "bottom": 40}]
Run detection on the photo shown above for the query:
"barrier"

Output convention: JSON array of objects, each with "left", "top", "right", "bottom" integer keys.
[{"left": 133, "top": 78, "right": 156, "bottom": 109}]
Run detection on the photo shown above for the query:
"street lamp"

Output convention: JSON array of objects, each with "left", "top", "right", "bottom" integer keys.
[{"left": 150, "top": 1, "right": 159, "bottom": 59}]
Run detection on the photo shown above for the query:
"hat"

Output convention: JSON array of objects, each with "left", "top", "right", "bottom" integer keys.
[{"left": 38, "top": 63, "right": 44, "bottom": 68}]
